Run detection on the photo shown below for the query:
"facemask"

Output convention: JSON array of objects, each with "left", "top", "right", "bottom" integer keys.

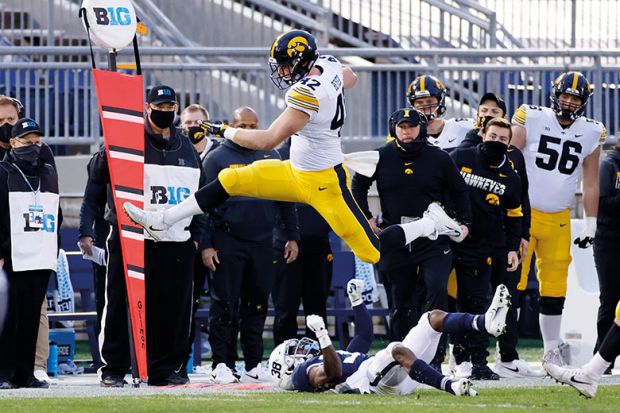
[
  {"left": 477, "top": 115, "right": 496, "bottom": 131},
  {"left": 396, "top": 138, "right": 424, "bottom": 153},
  {"left": 149, "top": 109, "right": 175, "bottom": 129},
  {"left": 481, "top": 140, "right": 508, "bottom": 167},
  {"left": 185, "top": 126, "right": 206, "bottom": 144},
  {"left": 0, "top": 123, "right": 13, "bottom": 143},
  {"left": 12, "top": 144, "right": 41, "bottom": 166}
]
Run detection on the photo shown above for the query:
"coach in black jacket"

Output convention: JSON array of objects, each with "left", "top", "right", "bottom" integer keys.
[
  {"left": 450, "top": 117, "right": 523, "bottom": 380},
  {"left": 201, "top": 107, "right": 299, "bottom": 383},
  {"left": 352, "top": 108, "right": 472, "bottom": 342},
  {"left": 89, "top": 86, "right": 206, "bottom": 387}
]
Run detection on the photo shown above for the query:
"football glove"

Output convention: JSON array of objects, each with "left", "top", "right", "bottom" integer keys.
[
  {"left": 199, "top": 120, "right": 229, "bottom": 138},
  {"left": 306, "top": 314, "right": 331, "bottom": 348},
  {"left": 346, "top": 279, "right": 365, "bottom": 307},
  {"left": 573, "top": 217, "right": 596, "bottom": 249}
]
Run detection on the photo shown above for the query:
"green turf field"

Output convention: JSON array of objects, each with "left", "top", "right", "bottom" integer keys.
[{"left": 1, "top": 386, "right": 619, "bottom": 413}]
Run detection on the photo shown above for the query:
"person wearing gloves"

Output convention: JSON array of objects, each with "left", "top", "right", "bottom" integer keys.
[
  {"left": 511, "top": 72, "right": 605, "bottom": 365},
  {"left": 0, "top": 118, "right": 59, "bottom": 389}
]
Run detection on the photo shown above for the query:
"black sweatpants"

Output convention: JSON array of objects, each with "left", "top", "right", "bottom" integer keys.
[
  {"left": 145, "top": 239, "right": 194, "bottom": 383},
  {"left": 272, "top": 240, "right": 332, "bottom": 345},
  {"left": 208, "top": 230, "right": 273, "bottom": 370},
  {"left": 385, "top": 252, "right": 452, "bottom": 341},
  {"left": 98, "top": 228, "right": 130, "bottom": 379},
  {"left": 452, "top": 254, "right": 492, "bottom": 366},
  {"left": 0, "top": 267, "right": 50, "bottom": 385},
  {"left": 490, "top": 247, "right": 521, "bottom": 362},
  {"left": 594, "top": 238, "right": 620, "bottom": 354},
  {"left": 183, "top": 252, "right": 209, "bottom": 373}
]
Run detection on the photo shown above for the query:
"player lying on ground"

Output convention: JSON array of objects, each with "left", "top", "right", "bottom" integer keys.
[
  {"left": 544, "top": 300, "right": 620, "bottom": 398},
  {"left": 122, "top": 30, "right": 464, "bottom": 265},
  {"left": 268, "top": 280, "right": 511, "bottom": 395}
]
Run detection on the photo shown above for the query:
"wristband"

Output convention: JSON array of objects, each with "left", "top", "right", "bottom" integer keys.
[
  {"left": 223, "top": 126, "right": 238, "bottom": 141},
  {"left": 317, "top": 333, "right": 332, "bottom": 349}
]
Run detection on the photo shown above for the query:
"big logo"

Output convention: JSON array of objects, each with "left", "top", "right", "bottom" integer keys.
[
  {"left": 93, "top": 7, "right": 132, "bottom": 26},
  {"left": 150, "top": 186, "right": 191, "bottom": 205},
  {"left": 23, "top": 213, "right": 55, "bottom": 233}
]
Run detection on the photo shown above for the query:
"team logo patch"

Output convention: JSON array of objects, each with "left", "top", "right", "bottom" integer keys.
[
  {"left": 486, "top": 193, "right": 500, "bottom": 206},
  {"left": 287, "top": 36, "right": 309, "bottom": 58}
]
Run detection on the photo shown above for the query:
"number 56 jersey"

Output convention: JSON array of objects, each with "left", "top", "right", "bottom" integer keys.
[
  {"left": 512, "top": 104, "right": 606, "bottom": 212},
  {"left": 285, "top": 55, "right": 346, "bottom": 171}
]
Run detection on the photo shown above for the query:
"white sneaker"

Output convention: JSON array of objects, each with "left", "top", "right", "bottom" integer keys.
[
  {"left": 544, "top": 363, "right": 599, "bottom": 398},
  {"left": 123, "top": 202, "right": 168, "bottom": 241},
  {"left": 209, "top": 363, "right": 239, "bottom": 384},
  {"left": 346, "top": 279, "right": 365, "bottom": 306},
  {"left": 484, "top": 284, "right": 511, "bottom": 337},
  {"left": 493, "top": 359, "right": 545, "bottom": 378},
  {"left": 241, "top": 363, "right": 272, "bottom": 383},
  {"left": 453, "top": 361, "right": 473, "bottom": 379},
  {"left": 450, "top": 378, "right": 478, "bottom": 396},
  {"left": 34, "top": 369, "right": 51, "bottom": 384},
  {"left": 423, "top": 202, "right": 462, "bottom": 240}
]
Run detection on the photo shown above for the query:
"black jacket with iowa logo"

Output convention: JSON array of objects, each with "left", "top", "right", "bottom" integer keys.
[
  {"left": 450, "top": 144, "right": 523, "bottom": 257},
  {"left": 352, "top": 140, "right": 471, "bottom": 270}
]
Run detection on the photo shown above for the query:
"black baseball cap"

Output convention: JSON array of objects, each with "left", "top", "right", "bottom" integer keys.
[
  {"left": 479, "top": 92, "right": 507, "bottom": 115},
  {"left": 393, "top": 108, "right": 424, "bottom": 126},
  {"left": 11, "top": 117, "right": 43, "bottom": 139},
  {"left": 147, "top": 85, "right": 177, "bottom": 104}
]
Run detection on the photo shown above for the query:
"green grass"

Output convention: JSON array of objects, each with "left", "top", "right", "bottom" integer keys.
[{"left": 1, "top": 386, "right": 619, "bottom": 413}]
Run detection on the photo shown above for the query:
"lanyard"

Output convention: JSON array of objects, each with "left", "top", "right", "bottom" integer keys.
[{"left": 12, "top": 163, "right": 40, "bottom": 202}]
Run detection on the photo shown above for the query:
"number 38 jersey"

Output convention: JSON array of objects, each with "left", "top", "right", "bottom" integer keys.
[
  {"left": 285, "top": 55, "right": 346, "bottom": 171},
  {"left": 512, "top": 104, "right": 606, "bottom": 212}
]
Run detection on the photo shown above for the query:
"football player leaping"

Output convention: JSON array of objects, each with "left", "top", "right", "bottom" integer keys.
[
  {"left": 511, "top": 72, "right": 606, "bottom": 365},
  {"left": 123, "top": 30, "right": 463, "bottom": 264},
  {"left": 269, "top": 279, "right": 511, "bottom": 395}
]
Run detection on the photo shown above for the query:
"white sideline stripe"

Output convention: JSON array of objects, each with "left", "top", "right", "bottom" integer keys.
[
  {"left": 121, "top": 230, "right": 144, "bottom": 241},
  {"left": 115, "top": 190, "right": 143, "bottom": 202},
  {"left": 127, "top": 270, "right": 145, "bottom": 280},
  {"left": 109, "top": 151, "right": 144, "bottom": 163},
  {"left": 102, "top": 111, "right": 144, "bottom": 124}
]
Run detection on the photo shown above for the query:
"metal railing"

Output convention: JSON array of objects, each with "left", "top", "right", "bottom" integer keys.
[{"left": 0, "top": 47, "right": 618, "bottom": 147}]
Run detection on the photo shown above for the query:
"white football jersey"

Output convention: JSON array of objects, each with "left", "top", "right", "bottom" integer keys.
[
  {"left": 286, "top": 55, "right": 345, "bottom": 171},
  {"left": 512, "top": 105, "right": 606, "bottom": 212},
  {"left": 427, "top": 117, "right": 474, "bottom": 150}
]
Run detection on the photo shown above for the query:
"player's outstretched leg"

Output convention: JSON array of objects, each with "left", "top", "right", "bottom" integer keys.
[
  {"left": 544, "top": 317, "right": 620, "bottom": 398},
  {"left": 391, "top": 344, "right": 478, "bottom": 397},
  {"left": 378, "top": 202, "right": 463, "bottom": 256},
  {"left": 124, "top": 178, "right": 229, "bottom": 241}
]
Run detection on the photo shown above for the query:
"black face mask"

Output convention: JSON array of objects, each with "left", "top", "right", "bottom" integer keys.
[
  {"left": 149, "top": 109, "right": 175, "bottom": 129},
  {"left": 12, "top": 144, "right": 41, "bottom": 166},
  {"left": 0, "top": 123, "right": 13, "bottom": 143},
  {"left": 396, "top": 138, "right": 424, "bottom": 153},
  {"left": 185, "top": 126, "right": 206, "bottom": 144},
  {"left": 481, "top": 140, "right": 508, "bottom": 167},
  {"left": 477, "top": 115, "right": 496, "bottom": 131}
]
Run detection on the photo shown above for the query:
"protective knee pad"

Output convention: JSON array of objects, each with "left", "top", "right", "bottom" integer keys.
[{"left": 539, "top": 296, "right": 565, "bottom": 316}]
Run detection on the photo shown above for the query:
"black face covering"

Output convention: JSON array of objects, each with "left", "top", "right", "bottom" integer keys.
[
  {"left": 481, "top": 140, "right": 508, "bottom": 167},
  {"left": 0, "top": 123, "right": 13, "bottom": 143},
  {"left": 185, "top": 126, "right": 206, "bottom": 144},
  {"left": 396, "top": 138, "right": 424, "bottom": 153},
  {"left": 149, "top": 109, "right": 175, "bottom": 129},
  {"left": 12, "top": 144, "right": 41, "bottom": 166}
]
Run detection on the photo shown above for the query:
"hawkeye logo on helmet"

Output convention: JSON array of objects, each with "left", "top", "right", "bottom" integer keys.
[{"left": 287, "top": 36, "right": 309, "bottom": 58}]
